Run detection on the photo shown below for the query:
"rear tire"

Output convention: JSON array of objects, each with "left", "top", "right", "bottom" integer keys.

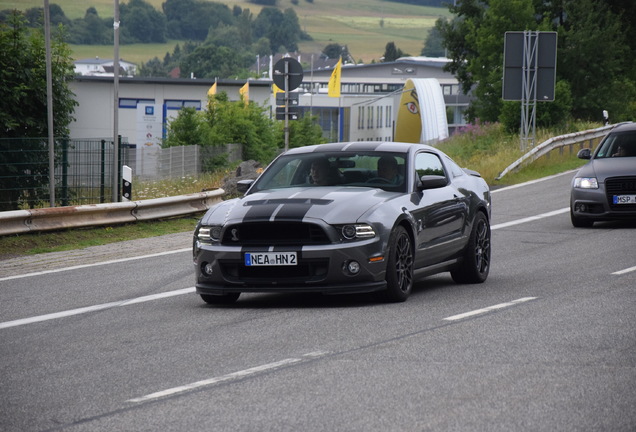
[
  {"left": 451, "top": 212, "right": 490, "bottom": 284},
  {"left": 383, "top": 226, "right": 413, "bottom": 302},
  {"left": 200, "top": 293, "right": 240, "bottom": 305}
]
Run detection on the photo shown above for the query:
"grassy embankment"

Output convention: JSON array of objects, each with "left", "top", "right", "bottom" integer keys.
[{"left": 0, "top": 121, "right": 597, "bottom": 258}]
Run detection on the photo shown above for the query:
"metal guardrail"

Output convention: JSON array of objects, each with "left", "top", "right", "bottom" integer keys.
[
  {"left": 495, "top": 124, "right": 624, "bottom": 180},
  {"left": 0, "top": 189, "right": 224, "bottom": 236}
]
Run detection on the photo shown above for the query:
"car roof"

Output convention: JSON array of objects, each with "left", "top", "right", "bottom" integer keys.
[
  {"left": 283, "top": 141, "right": 438, "bottom": 155},
  {"left": 610, "top": 122, "right": 636, "bottom": 133}
]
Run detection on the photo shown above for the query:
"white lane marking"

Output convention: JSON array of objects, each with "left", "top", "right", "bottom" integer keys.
[
  {"left": 0, "top": 287, "right": 195, "bottom": 330},
  {"left": 491, "top": 208, "right": 569, "bottom": 230},
  {"left": 0, "top": 248, "right": 191, "bottom": 282},
  {"left": 612, "top": 265, "right": 636, "bottom": 275},
  {"left": 127, "top": 351, "right": 330, "bottom": 404},
  {"left": 443, "top": 297, "right": 538, "bottom": 321},
  {"left": 491, "top": 171, "right": 575, "bottom": 193}
]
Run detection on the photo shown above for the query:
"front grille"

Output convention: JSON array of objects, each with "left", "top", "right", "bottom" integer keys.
[
  {"left": 221, "top": 222, "right": 330, "bottom": 246},
  {"left": 220, "top": 259, "right": 329, "bottom": 284},
  {"left": 606, "top": 176, "right": 636, "bottom": 211}
]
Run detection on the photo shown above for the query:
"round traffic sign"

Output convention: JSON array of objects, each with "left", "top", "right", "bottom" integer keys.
[{"left": 272, "top": 58, "right": 304, "bottom": 91}]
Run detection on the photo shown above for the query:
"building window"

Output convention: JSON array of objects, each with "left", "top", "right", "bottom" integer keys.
[
  {"left": 368, "top": 106, "right": 374, "bottom": 129},
  {"left": 386, "top": 105, "right": 392, "bottom": 128},
  {"left": 165, "top": 100, "right": 202, "bottom": 110},
  {"left": 377, "top": 106, "right": 383, "bottom": 128},
  {"left": 119, "top": 98, "right": 155, "bottom": 108}
]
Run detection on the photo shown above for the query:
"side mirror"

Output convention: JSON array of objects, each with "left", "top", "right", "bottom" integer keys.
[
  {"left": 236, "top": 179, "right": 254, "bottom": 193},
  {"left": 577, "top": 148, "right": 592, "bottom": 160},
  {"left": 418, "top": 175, "right": 448, "bottom": 190}
]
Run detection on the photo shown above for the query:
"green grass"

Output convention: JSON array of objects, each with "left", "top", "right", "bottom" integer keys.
[
  {"left": 438, "top": 121, "right": 599, "bottom": 187},
  {"left": 71, "top": 40, "right": 183, "bottom": 64}
]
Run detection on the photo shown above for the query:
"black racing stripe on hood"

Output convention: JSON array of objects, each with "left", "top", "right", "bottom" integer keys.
[
  {"left": 242, "top": 192, "right": 334, "bottom": 221},
  {"left": 242, "top": 201, "right": 281, "bottom": 221},
  {"left": 270, "top": 188, "right": 336, "bottom": 221}
]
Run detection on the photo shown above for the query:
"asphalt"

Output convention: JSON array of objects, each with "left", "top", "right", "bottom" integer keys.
[{"left": 0, "top": 231, "right": 193, "bottom": 279}]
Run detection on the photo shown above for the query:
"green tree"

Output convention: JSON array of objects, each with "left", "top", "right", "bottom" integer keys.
[
  {"left": 180, "top": 44, "right": 253, "bottom": 79},
  {"left": 284, "top": 115, "right": 327, "bottom": 149},
  {"left": 120, "top": 0, "right": 166, "bottom": 44},
  {"left": 0, "top": 11, "right": 77, "bottom": 210},
  {"left": 165, "top": 92, "right": 278, "bottom": 168},
  {"left": 253, "top": 7, "right": 303, "bottom": 53},
  {"left": 557, "top": 0, "right": 633, "bottom": 121},
  {"left": 382, "top": 42, "right": 406, "bottom": 62},
  {"left": 163, "top": 0, "right": 233, "bottom": 41},
  {"left": 68, "top": 7, "right": 110, "bottom": 45},
  {"left": 163, "top": 107, "right": 207, "bottom": 147},
  {"left": 421, "top": 26, "right": 445, "bottom": 57}
]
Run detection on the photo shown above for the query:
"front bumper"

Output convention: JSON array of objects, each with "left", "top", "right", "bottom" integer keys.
[
  {"left": 194, "top": 238, "right": 389, "bottom": 295},
  {"left": 570, "top": 187, "right": 636, "bottom": 221}
]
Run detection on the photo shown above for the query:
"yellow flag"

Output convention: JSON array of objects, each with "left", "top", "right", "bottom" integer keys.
[
  {"left": 207, "top": 82, "right": 217, "bottom": 96},
  {"left": 328, "top": 57, "right": 342, "bottom": 97},
  {"left": 239, "top": 81, "right": 249, "bottom": 106}
]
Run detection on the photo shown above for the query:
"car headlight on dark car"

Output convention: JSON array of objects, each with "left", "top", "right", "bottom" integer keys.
[
  {"left": 339, "top": 224, "right": 376, "bottom": 240},
  {"left": 574, "top": 177, "right": 598, "bottom": 189},
  {"left": 196, "top": 225, "right": 222, "bottom": 244}
]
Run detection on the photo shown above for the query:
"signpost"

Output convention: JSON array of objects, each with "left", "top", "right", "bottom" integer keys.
[
  {"left": 273, "top": 58, "right": 304, "bottom": 151},
  {"left": 503, "top": 31, "right": 557, "bottom": 150}
]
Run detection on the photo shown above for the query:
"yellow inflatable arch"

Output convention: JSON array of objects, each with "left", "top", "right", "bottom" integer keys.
[{"left": 394, "top": 78, "right": 449, "bottom": 144}]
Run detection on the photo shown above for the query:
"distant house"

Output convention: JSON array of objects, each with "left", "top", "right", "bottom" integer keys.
[{"left": 74, "top": 57, "right": 137, "bottom": 77}]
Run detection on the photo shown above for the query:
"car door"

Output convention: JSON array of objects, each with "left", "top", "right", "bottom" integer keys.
[{"left": 410, "top": 151, "right": 468, "bottom": 268}]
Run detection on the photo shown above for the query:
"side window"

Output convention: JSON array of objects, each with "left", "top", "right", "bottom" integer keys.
[{"left": 415, "top": 152, "right": 446, "bottom": 178}]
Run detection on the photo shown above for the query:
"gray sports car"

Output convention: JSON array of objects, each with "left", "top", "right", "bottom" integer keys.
[
  {"left": 570, "top": 122, "right": 636, "bottom": 227},
  {"left": 193, "top": 141, "right": 491, "bottom": 304}
]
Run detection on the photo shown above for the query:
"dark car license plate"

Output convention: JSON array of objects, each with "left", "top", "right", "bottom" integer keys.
[{"left": 244, "top": 252, "right": 297, "bottom": 266}]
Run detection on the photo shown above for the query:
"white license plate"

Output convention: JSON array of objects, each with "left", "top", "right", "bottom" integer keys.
[
  {"left": 613, "top": 194, "right": 636, "bottom": 204},
  {"left": 244, "top": 252, "right": 297, "bottom": 266}
]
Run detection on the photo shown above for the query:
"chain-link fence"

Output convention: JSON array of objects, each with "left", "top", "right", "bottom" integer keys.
[
  {"left": 0, "top": 137, "right": 131, "bottom": 211},
  {"left": 0, "top": 138, "right": 243, "bottom": 211}
]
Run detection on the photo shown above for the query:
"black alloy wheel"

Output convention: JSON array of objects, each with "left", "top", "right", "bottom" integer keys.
[
  {"left": 384, "top": 225, "right": 414, "bottom": 302},
  {"left": 451, "top": 212, "right": 490, "bottom": 284}
]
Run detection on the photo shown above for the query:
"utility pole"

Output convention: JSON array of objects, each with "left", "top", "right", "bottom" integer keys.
[
  {"left": 44, "top": 0, "right": 55, "bottom": 206},
  {"left": 112, "top": 0, "right": 120, "bottom": 202}
]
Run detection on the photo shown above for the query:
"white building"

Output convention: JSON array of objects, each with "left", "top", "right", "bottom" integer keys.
[{"left": 74, "top": 57, "right": 137, "bottom": 77}]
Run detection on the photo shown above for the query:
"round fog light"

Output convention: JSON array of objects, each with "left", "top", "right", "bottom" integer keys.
[
  {"left": 202, "top": 262, "right": 214, "bottom": 276},
  {"left": 347, "top": 260, "right": 360, "bottom": 275}
]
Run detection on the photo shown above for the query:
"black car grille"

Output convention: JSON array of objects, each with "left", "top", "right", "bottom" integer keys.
[
  {"left": 606, "top": 176, "right": 636, "bottom": 211},
  {"left": 220, "top": 259, "right": 329, "bottom": 284},
  {"left": 221, "top": 222, "right": 330, "bottom": 246}
]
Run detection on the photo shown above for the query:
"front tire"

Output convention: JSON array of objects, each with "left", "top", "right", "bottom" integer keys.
[
  {"left": 451, "top": 211, "right": 490, "bottom": 284},
  {"left": 570, "top": 207, "right": 594, "bottom": 228},
  {"left": 383, "top": 226, "right": 414, "bottom": 302},
  {"left": 200, "top": 293, "right": 240, "bottom": 305}
]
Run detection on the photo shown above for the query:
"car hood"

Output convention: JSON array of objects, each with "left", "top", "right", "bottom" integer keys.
[
  {"left": 201, "top": 187, "right": 397, "bottom": 226},
  {"left": 577, "top": 157, "right": 636, "bottom": 181}
]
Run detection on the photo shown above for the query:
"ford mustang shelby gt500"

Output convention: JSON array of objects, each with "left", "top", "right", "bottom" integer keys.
[{"left": 193, "top": 141, "right": 491, "bottom": 304}]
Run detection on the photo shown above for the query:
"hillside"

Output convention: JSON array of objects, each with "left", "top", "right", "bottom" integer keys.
[{"left": 0, "top": 0, "right": 451, "bottom": 64}]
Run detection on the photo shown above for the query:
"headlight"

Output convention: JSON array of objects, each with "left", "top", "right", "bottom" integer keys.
[
  {"left": 340, "top": 224, "right": 376, "bottom": 240},
  {"left": 197, "top": 225, "right": 222, "bottom": 244},
  {"left": 574, "top": 177, "right": 599, "bottom": 189}
]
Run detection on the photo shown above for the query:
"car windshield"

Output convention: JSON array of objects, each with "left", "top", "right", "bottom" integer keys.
[
  {"left": 595, "top": 131, "right": 636, "bottom": 158},
  {"left": 251, "top": 151, "right": 408, "bottom": 193}
]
